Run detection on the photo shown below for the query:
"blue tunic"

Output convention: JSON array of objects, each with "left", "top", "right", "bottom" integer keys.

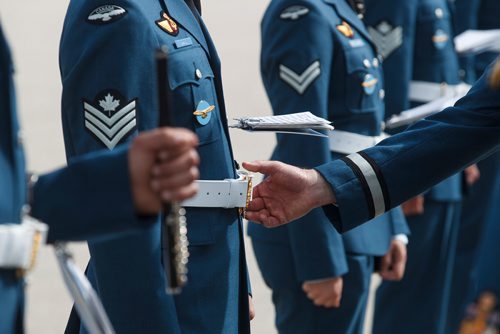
[
  {"left": 364, "top": 1, "right": 464, "bottom": 332},
  {"left": 248, "top": 1, "right": 407, "bottom": 333},
  {"left": 59, "top": 1, "right": 250, "bottom": 333},
  {"left": 0, "top": 21, "right": 156, "bottom": 334}
]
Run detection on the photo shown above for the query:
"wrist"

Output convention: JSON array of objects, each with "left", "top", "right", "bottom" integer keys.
[
  {"left": 393, "top": 234, "right": 409, "bottom": 245},
  {"left": 309, "top": 169, "right": 336, "bottom": 208}
]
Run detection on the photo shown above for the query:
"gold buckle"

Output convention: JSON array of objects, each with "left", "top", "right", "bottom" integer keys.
[
  {"left": 439, "top": 82, "right": 448, "bottom": 97},
  {"left": 239, "top": 173, "right": 254, "bottom": 218},
  {"left": 15, "top": 231, "right": 43, "bottom": 279}
]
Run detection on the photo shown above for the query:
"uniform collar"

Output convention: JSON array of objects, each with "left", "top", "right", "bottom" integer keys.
[
  {"left": 323, "top": 0, "right": 374, "bottom": 48},
  {"left": 162, "top": 0, "right": 210, "bottom": 56}
]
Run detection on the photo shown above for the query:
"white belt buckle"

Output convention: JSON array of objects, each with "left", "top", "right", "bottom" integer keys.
[{"left": 181, "top": 173, "right": 253, "bottom": 210}]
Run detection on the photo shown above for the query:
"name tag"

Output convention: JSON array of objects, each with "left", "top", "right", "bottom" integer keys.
[
  {"left": 349, "top": 39, "right": 365, "bottom": 48},
  {"left": 175, "top": 37, "right": 193, "bottom": 49}
]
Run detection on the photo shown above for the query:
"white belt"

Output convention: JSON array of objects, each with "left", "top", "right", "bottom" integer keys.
[
  {"left": 0, "top": 217, "right": 48, "bottom": 271},
  {"left": 181, "top": 173, "right": 252, "bottom": 209},
  {"left": 329, "top": 130, "right": 389, "bottom": 154},
  {"left": 409, "top": 81, "right": 471, "bottom": 103}
]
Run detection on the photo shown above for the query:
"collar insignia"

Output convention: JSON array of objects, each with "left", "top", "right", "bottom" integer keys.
[
  {"left": 87, "top": 5, "right": 127, "bottom": 24},
  {"left": 156, "top": 11, "right": 179, "bottom": 36},
  {"left": 337, "top": 21, "right": 355, "bottom": 39}
]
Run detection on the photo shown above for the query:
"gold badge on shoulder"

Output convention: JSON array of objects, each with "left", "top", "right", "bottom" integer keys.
[
  {"left": 156, "top": 11, "right": 179, "bottom": 36},
  {"left": 337, "top": 21, "right": 354, "bottom": 39}
]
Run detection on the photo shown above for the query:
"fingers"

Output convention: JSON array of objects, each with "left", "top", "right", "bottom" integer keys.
[
  {"left": 402, "top": 195, "right": 425, "bottom": 216},
  {"left": 161, "top": 182, "right": 199, "bottom": 202},
  {"left": 302, "top": 282, "right": 341, "bottom": 308},
  {"left": 152, "top": 166, "right": 199, "bottom": 193},
  {"left": 152, "top": 150, "right": 200, "bottom": 178},
  {"left": 136, "top": 127, "right": 198, "bottom": 153},
  {"left": 248, "top": 295, "right": 255, "bottom": 321},
  {"left": 379, "top": 252, "right": 392, "bottom": 275}
]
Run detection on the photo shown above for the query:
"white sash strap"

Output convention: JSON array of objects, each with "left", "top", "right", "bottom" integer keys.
[
  {"left": 0, "top": 217, "right": 48, "bottom": 270},
  {"left": 181, "top": 175, "right": 252, "bottom": 208},
  {"left": 409, "top": 81, "right": 471, "bottom": 103},
  {"left": 329, "top": 130, "right": 389, "bottom": 155}
]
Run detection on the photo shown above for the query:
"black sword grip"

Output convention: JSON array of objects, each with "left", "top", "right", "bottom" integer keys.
[{"left": 155, "top": 46, "right": 181, "bottom": 292}]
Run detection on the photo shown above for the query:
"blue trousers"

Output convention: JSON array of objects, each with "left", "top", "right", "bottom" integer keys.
[
  {"left": 0, "top": 270, "right": 24, "bottom": 334},
  {"left": 373, "top": 201, "right": 461, "bottom": 334},
  {"left": 252, "top": 240, "right": 373, "bottom": 334}
]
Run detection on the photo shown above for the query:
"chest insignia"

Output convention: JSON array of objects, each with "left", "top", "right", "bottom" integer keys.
[
  {"left": 86, "top": 5, "right": 127, "bottom": 24},
  {"left": 156, "top": 11, "right": 179, "bottom": 36},
  {"left": 368, "top": 21, "right": 403, "bottom": 59},
  {"left": 361, "top": 74, "right": 378, "bottom": 95},
  {"left": 432, "top": 29, "right": 449, "bottom": 50},
  {"left": 83, "top": 90, "right": 137, "bottom": 150},
  {"left": 279, "top": 61, "right": 321, "bottom": 95},
  {"left": 193, "top": 100, "right": 214, "bottom": 125},
  {"left": 337, "top": 21, "right": 355, "bottom": 39},
  {"left": 280, "top": 5, "right": 310, "bottom": 21}
]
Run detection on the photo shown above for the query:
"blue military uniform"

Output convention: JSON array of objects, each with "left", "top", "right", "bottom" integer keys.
[
  {"left": 0, "top": 22, "right": 156, "bottom": 334},
  {"left": 451, "top": 0, "right": 500, "bottom": 328},
  {"left": 59, "top": 1, "right": 250, "bottom": 333},
  {"left": 317, "top": 61, "right": 500, "bottom": 233},
  {"left": 470, "top": 0, "right": 500, "bottom": 312},
  {"left": 447, "top": 0, "right": 487, "bottom": 331},
  {"left": 248, "top": 1, "right": 408, "bottom": 333},
  {"left": 364, "top": 1, "right": 464, "bottom": 332}
]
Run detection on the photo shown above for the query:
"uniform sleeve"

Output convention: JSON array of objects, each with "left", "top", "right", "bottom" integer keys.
[
  {"left": 261, "top": 2, "right": 347, "bottom": 280},
  {"left": 316, "top": 65, "right": 500, "bottom": 232},
  {"left": 31, "top": 146, "right": 155, "bottom": 242},
  {"left": 60, "top": 0, "right": 159, "bottom": 159}
]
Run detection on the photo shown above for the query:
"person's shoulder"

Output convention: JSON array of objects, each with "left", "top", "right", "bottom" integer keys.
[
  {"left": 63, "top": 0, "right": 149, "bottom": 31},
  {"left": 264, "top": 0, "right": 327, "bottom": 24}
]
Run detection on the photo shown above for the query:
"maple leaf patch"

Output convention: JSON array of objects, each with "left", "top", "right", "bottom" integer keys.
[
  {"left": 99, "top": 93, "right": 121, "bottom": 115},
  {"left": 83, "top": 90, "right": 138, "bottom": 149}
]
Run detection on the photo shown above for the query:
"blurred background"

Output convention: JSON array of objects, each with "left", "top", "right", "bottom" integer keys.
[{"left": 0, "top": 1, "right": 377, "bottom": 332}]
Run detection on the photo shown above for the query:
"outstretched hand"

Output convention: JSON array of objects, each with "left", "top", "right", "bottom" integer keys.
[{"left": 243, "top": 161, "right": 336, "bottom": 228}]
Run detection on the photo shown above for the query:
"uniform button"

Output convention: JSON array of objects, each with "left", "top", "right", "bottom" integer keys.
[
  {"left": 373, "top": 58, "right": 379, "bottom": 68},
  {"left": 195, "top": 68, "right": 203, "bottom": 80},
  {"left": 435, "top": 8, "right": 444, "bottom": 18},
  {"left": 363, "top": 59, "right": 371, "bottom": 68},
  {"left": 379, "top": 89, "right": 385, "bottom": 100}
]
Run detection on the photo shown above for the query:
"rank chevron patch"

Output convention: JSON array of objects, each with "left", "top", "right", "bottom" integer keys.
[
  {"left": 368, "top": 21, "right": 403, "bottom": 59},
  {"left": 83, "top": 91, "right": 137, "bottom": 150},
  {"left": 279, "top": 61, "right": 321, "bottom": 95}
]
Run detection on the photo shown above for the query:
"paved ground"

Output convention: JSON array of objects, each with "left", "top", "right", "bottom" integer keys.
[{"left": 0, "top": 1, "right": 378, "bottom": 332}]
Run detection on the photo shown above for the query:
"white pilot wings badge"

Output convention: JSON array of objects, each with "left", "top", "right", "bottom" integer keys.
[
  {"left": 83, "top": 91, "right": 137, "bottom": 150},
  {"left": 280, "top": 5, "right": 310, "bottom": 20},
  {"left": 279, "top": 61, "right": 321, "bottom": 95},
  {"left": 368, "top": 21, "right": 403, "bottom": 59},
  {"left": 87, "top": 5, "right": 127, "bottom": 24}
]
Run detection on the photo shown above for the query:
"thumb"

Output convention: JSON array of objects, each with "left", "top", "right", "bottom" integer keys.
[{"left": 243, "top": 160, "right": 281, "bottom": 175}]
